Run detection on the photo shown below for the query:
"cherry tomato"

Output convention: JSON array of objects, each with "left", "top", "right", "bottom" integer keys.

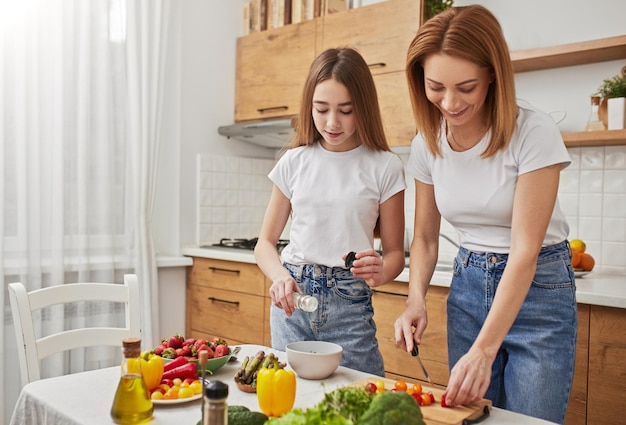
[
  {"left": 172, "top": 378, "right": 183, "bottom": 387},
  {"left": 411, "top": 383, "right": 422, "bottom": 394},
  {"left": 411, "top": 392, "right": 424, "bottom": 405},
  {"left": 365, "top": 382, "right": 377, "bottom": 395},
  {"left": 151, "top": 391, "right": 164, "bottom": 400},
  {"left": 178, "top": 386, "right": 194, "bottom": 399},
  {"left": 163, "top": 389, "right": 178, "bottom": 400},
  {"left": 441, "top": 393, "right": 450, "bottom": 408},
  {"left": 374, "top": 379, "right": 385, "bottom": 392},
  {"left": 394, "top": 380, "right": 408, "bottom": 392},
  {"left": 190, "top": 381, "right": 203, "bottom": 395},
  {"left": 427, "top": 391, "right": 435, "bottom": 403},
  {"left": 421, "top": 392, "right": 432, "bottom": 406}
]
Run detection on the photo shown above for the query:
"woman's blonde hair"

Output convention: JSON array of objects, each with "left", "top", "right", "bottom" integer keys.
[
  {"left": 406, "top": 5, "right": 517, "bottom": 158},
  {"left": 289, "top": 47, "right": 390, "bottom": 152}
]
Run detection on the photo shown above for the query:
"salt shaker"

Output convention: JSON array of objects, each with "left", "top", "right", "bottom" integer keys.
[
  {"left": 203, "top": 380, "right": 228, "bottom": 425},
  {"left": 293, "top": 293, "right": 318, "bottom": 312}
]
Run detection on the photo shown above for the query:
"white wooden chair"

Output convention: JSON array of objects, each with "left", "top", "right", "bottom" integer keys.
[{"left": 8, "top": 274, "right": 141, "bottom": 387}]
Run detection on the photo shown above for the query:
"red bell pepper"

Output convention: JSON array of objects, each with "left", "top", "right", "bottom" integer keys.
[
  {"left": 162, "top": 362, "right": 197, "bottom": 381},
  {"left": 163, "top": 356, "right": 188, "bottom": 372}
]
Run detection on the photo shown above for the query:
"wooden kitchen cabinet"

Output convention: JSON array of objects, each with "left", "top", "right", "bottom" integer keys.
[
  {"left": 372, "top": 281, "right": 449, "bottom": 386},
  {"left": 235, "top": 20, "right": 316, "bottom": 122},
  {"left": 373, "top": 281, "right": 597, "bottom": 425},
  {"left": 586, "top": 305, "right": 626, "bottom": 425},
  {"left": 186, "top": 257, "right": 268, "bottom": 345},
  {"left": 317, "top": 0, "right": 421, "bottom": 76},
  {"left": 374, "top": 72, "right": 416, "bottom": 146}
]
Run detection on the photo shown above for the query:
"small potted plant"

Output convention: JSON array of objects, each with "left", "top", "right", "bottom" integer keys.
[{"left": 595, "top": 68, "right": 626, "bottom": 130}]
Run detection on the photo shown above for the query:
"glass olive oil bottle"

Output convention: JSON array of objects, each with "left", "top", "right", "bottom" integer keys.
[{"left": 110, "top": 338, "right": 153, "bottom": 424}]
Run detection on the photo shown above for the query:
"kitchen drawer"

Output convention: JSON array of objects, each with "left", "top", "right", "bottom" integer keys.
[
  {"left": 189, "top": 257, "right": 265, "bottom": 296},
  {"left": 187, "top": 285, "right": 265, "bottom": 345}
]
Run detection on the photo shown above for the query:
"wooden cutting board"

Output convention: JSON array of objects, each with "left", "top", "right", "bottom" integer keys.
[{"left": 352, "top": 377, "right": 492, "bottom": 425}]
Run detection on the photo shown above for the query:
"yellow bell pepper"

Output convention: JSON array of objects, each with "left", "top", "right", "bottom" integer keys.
[
  {"left": 256, "top": 367, "right": 296, "bottom": 417},
  {"left": 138, "top": 351, "right": 164, "bottom": 391}
]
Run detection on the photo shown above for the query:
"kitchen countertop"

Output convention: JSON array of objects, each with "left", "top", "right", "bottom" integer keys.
[{"left": 182, "top": 246, "right": 626, "bottom": 309}]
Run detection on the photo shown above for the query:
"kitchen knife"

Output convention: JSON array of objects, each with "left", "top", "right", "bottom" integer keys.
[{"left": 411, "top": 345, "right": 432, "bottom": 384}]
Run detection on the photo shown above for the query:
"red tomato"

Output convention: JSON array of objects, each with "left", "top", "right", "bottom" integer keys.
[
  {"left": 412, "top": 392, "right": 423, "bottom": 404},
  {"left": 441, "top": 393, "right": 450, "bottom": 408},
  {"left": 427, "top": 391, "right": 435, "bottom": 403},
  {"left": 365, "top": 382, "right": 377, "bottom": 395}
]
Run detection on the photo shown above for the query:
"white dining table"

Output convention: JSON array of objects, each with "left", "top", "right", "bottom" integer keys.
[{"left": 10, "top": 344, "right": 555, "bottom": 425}]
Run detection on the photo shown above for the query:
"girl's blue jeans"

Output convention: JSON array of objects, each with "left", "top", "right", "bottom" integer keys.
[
  {"left": 270, "top": 262, "right": 385, "bottom": 376},
  {"left": 447, "top": 240, "right": 577, "bottom": 424}
]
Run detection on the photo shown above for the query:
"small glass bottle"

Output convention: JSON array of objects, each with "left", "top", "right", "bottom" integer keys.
[
  {"left": 585, "top": 95, "right": 606, "bottom": 131},
  {"left": 293, "top": 293, "right": 318, "bottom": 312},
  {"left": 203, "top": 380, "right": 229, "bottom": 425},
  {"left": 110, "top": 338, "right": 153, "bottom": 425}
]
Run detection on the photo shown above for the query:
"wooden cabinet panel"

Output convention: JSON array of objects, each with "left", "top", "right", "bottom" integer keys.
[
  {"left": 187, "top": 285, "right": 265, "bottom": 345},
  {"left": 189, "top": 257, "right": 265, "bottom": 296},
  {"left": 318, "top": 0, "right": 421, "bottom": 75},
  {"left": 565, "top": 304, "right": 589, "bottom": 425},
  {"left": 235, "top": 20, "right": 316, "bottom": 122},
  {"left": 587, "top": 305, "right": 626, "bottom": 425},
  {"left": 373, "top": 284, "right": 449, "bottom": 385},
  {"left": 374, "top": 71, "right": 416, "bottom": 146},
  {"left": 186, "top": 258, "right": 267, "bottom": 345}
]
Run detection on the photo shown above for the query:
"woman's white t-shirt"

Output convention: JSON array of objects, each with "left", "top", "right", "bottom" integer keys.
[
  {"left": 270, "top": 142, "right": 406, "bottom": 267},
  {"left": 406, "top": 103, "right": 570, "bottom": 254}
]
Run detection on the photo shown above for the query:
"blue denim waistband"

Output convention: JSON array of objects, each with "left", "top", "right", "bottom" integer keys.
[
  {"left": 283, "top": 263, "right": 353, "bottom": 280},
  {"left": 457, "top": 240, "right": 569, "bottom": 270}
]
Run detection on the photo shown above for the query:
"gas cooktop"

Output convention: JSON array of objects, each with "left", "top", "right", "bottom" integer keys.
[{"left": 202, "top": 238, "right": 289, "bottom": 252}]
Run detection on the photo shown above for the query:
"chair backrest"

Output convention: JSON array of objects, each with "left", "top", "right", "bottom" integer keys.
[{"left": 8, "top": 274, "right": 141, "bottom": 387}]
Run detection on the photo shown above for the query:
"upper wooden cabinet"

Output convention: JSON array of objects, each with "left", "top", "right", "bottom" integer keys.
[
  {"left": 235, "top": 20, "right": 316, "bottom": 122},
  {"left": 374, "top": 72, "right": 416, "bottom": 146},
  {"left": 317, "top": 0, "right": 421, "bottom": 76}
]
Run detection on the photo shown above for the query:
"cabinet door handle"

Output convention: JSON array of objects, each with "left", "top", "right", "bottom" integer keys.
[
  {"left": 367, "top": 62, "right": 386, "bottom": 68},
  {"left": 257, "top": 105, "right": 288, "bottom": 113},
  {"left": 208, "top": 297, "right": 240, "bottom": 306},
  {"left": 208, "top": 266, "right": 241, "bottom": 275}
]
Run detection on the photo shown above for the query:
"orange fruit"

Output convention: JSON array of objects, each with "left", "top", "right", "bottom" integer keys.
[
  {"left": 570, "top": 239, "right": 586, "bottom": 254},
  {"left": 571, "top": 250, "right": 581, "bottom": 268},
  {"left": 578, "top": 252, "right": 595, "bottom": 271}
]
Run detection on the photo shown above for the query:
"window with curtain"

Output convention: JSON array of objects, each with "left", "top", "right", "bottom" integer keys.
[{"left": 1, "top": 0, "right": 173, "bottom": 421}]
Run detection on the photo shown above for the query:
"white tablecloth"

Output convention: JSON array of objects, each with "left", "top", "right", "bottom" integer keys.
[{"left": 10, "top": 344, "right": 555, "bottom": 425}]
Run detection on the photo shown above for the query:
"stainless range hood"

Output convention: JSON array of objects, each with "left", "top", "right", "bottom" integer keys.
[{"left": 218, "top": 119, "right": 294, "bottom": 149}]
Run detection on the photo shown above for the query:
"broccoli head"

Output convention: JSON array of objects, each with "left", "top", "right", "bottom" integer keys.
[{"left": 357, "top": 391, "right": 425, "bottom": 425}]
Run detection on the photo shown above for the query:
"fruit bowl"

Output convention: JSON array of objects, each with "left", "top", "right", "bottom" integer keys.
[
  {"left": 286, "top": 341, "right": 343, "bottom": 380},
  {"left": 161, "top": 347, "right": 233, "bottom": 374}
]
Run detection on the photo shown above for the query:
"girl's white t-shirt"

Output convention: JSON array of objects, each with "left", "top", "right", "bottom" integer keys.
[
  {"left": 407, "top": 103, "right": 570, "bottom": 254},
  {"left": 270, "top": 143, "right": 406, "bottom": 267}
]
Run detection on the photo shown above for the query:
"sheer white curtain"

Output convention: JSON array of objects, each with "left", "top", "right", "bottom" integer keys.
[{"left": 0, "top": 0, "right": 174, "bottom": 422}]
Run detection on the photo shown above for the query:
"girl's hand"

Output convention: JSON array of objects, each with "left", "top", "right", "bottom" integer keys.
[
  {"left": 393, "top": 300, "right": 428, "bottom": 353},
  {"left": 268, "top": 276, "right": 300, "bottom": 317},
  {"left": 345, "top": 249, "right": 385, "bottom": 287},
  {"left": 443, "top": 348, "right": 492, "bottom": 407}
]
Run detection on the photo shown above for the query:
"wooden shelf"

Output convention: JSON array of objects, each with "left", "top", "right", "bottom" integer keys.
[
  {"left": 511, "top": 35, "right": 626, "bottom": 73},
  {"left": 562, "top": 129, "right": 626, "bottom": 147}
]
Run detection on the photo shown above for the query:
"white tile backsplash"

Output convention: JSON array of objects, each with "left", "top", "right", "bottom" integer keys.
[{"left": 198, "top": 146, "right": 626, "bottom": 272}]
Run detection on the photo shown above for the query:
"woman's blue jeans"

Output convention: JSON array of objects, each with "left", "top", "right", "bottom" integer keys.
[
  {"left": 447, "top": 240, "right": 577, "bottom": 424},
  {"left": 270, "top": 263, "right": 385, "bottom": 376}
]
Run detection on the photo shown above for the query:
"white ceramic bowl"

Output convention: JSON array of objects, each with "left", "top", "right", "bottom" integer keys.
[{"left": 286, "top": 341, "right": 343, "bottom": 380}]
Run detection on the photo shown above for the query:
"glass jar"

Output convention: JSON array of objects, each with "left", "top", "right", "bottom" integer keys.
[
  {"left": 293, "top": 293, "right": 318, "bottom": 312},
  {"left": 585, "top": 95, "right": 606, "bottom": 131},
  {"left": 110, "top": 338, "right": 153, "bottom": 424}
]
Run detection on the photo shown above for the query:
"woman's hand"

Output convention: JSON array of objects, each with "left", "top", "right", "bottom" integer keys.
[
  {"left": 345, "top": 249, "right": 387, "bottom": 287},
  {"left": 268, "top": 275, "right": 300, "bottom": 317},
  {"left": 443, "top": 347, "right": 492, "bottom": 407},
  {"left": 393, "top": 299, "right": 428, "bottom": 353}
]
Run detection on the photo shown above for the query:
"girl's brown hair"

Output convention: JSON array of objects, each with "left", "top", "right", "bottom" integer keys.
[
  {"left": 406, "top": 5, "right": 517, "bottom": 158},
  {"left": 289, "top": 47, "right": 390, "bottom": 152}
]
